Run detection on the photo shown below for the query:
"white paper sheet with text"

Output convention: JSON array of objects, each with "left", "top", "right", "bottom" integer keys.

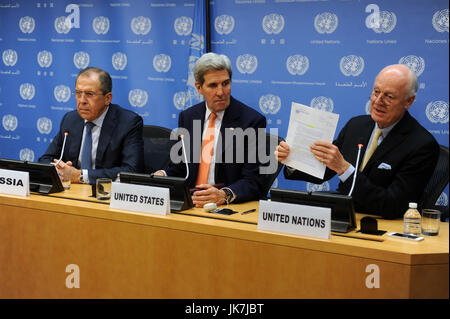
[{"left": 283, "top": 102, "right": 339, "bottom": 179}]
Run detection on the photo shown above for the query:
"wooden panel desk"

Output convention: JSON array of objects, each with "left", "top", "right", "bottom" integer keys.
[{"left": 0, "top": 184, "right": 448, "bottom": 299}]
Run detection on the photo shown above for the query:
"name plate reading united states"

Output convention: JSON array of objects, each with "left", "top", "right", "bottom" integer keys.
[
  {"left": 258, "top": 200, "right": 331, "bottom": 239},
  {"left": 110, "top": 182, "right": 170, "bottom": 215},
  {"left": 0, "top": 168, "right": 29, "bottom": 196}
]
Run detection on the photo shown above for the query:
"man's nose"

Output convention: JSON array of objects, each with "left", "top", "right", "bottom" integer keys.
[{"left": 216, "top": 85, "right": 223, "bottom": 96}]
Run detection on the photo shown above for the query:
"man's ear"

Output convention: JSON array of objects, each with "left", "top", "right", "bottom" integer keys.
[
  {"left": 404, "top": 95, "right": 415, "bottom": 110},
  {"left": 105, "top": 92, "right": 113, "bottom": 105}
]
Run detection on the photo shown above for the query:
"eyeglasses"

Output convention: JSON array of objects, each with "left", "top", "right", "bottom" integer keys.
[
  {"left": 74, "top": 90, "right": 105, "bottom": 99},
  {"left": 370, "top": 90, "right": 398, "bottom": 105}
]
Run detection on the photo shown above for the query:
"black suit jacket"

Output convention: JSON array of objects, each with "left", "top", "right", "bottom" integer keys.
[
  {"left": 39, "top": 104, "right": 144, "bottom": 183},
  {"left": 285, "top": 111, "right": 439, "bottom": 219},
  {"left": 165, "top": 96, "right": 267, "bottom": 203}
]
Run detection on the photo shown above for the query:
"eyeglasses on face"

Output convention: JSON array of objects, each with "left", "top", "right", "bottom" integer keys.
[
  {"left": 73, "top": 90, "right": 105, "bottom": 99},
  {"left": 370, "top": 90, "right": 398, "bottom": 105}
]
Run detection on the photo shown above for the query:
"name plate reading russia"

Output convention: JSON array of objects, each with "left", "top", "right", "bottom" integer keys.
[
  {"left": 110, "top": 182, "right": 170, "bottom": 215},
  {"left": 0, "top": 168, "right": 29, "bottom": 196},
  {"left": 258, "top": 200, "right": 331, "bottom": 239}
]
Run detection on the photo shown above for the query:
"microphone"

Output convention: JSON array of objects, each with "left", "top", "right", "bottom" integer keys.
[
  {"left": 54, "top": 130, "right": 69, "bottom": 167},
  {"left": 180, "top": 134, "right": 189, "bottom": 180},
  {"left": 348, "top": 143, "right": 363, "bottom": 197}
]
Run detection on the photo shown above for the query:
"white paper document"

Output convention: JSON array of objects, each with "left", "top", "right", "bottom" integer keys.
[{"left": 283, "top": 102, "right": 339, "bottom": 179}]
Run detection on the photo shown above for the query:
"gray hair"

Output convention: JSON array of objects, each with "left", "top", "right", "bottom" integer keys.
[
  {"left": 379, "top": 64, "right": 418, "bottom": 99},
  {"left": 76, "top": 67, "right": 112, "bottom": 94},
  {"left": 193, "top": 52, "right": 232, "bottom": 86}
]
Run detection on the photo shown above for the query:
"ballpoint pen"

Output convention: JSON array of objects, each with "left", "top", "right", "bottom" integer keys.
[{"left": 241, "top": 209, "right": 256, "bottom": 215}]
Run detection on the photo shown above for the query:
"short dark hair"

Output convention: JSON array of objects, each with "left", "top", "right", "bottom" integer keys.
[{"left": 76, "top": 67, "right": 112, "bottom": 94}]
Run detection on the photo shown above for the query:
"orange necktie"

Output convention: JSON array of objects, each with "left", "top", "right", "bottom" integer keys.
[{"left": 196, "top": 113, "right": 217, "bottom": 185}]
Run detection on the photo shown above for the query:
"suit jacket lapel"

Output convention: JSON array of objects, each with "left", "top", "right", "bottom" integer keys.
[
  {"left": 68, "top": 116, "right": 85, "bottom": 168},
  {"left": 96, "top": 105, "right": 116, "bottom": 166}
]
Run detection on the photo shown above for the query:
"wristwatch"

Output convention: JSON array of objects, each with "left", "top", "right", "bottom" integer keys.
[
  {"left": 222, "top": 187, "right": 234, "bottom": 205},
  {"left": 78, "top": 173, "right": 85, "bottom": 184}
]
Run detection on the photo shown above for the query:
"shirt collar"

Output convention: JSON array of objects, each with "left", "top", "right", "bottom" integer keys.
[
  {"left": 204, "top": 102, "right": 224, "bottom": 122},
  {"left": 85, "top": 105, "right": 109, "bottom": 129}
]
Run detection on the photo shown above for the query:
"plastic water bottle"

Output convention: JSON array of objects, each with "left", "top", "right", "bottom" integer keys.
[{"left": 403, "top": 202, "right": 421, "bottom": 236}]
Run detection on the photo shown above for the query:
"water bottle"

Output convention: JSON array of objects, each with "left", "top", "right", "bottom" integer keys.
[{"left": 403, "top": 202, "right": 421, "bottom": 236}]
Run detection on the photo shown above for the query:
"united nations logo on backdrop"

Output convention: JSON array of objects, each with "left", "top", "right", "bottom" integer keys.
[
  {"left": 19, "top": 16, "right": 35, "bottom": 34},
  {"left": 310, "top": 96, "right": 334, "bottom": 112},
  {"left": 236, "top": 54, "right": 258, "bottom": 74},
  {"left": 19, "top": 148, "right": 34, "bottom": 162},
  {"left": 93, "top": 16, "right": 110, "bottom": 35},
  {"left": 37, "top": 50, "right": 53, "bottom": 68},
  {"left": 307, "top": 182, "right": 330, "bottom": 192},
  {"left": 399, "top": 55, "right": 425, "bottom": 77},
  {"left": 286, "top": 54, "right": 309, "bottom": 75},
  {"left": 73, "top": 51, "right": 90, "bottom": 69},
  {"left": 259, "top": 94, "right": 281, "bottom": 115},
  {"left": 436, "top": 192, "right": 449, "bottom": 206},
  {"left": 314, "top": 12, "right": 338, "bottom": 34},
  {"left": 2, "top": 49, "right": 18, "bottom": 67},
  {"left": 426, "top": 100, "right": 449, "bottom": 124},
  {"left": 37, "top": 117, "right": 52, "bottom": 135},
  {"left": 2, "top": 114, "right": 18, "bottom": 132},
  {"left": 215, "top": 14, "right": 235, "bottom": 35},
  {"left": 365, "top": 100, "right": 371, "bottom": 115},
  {"left": 54, "top": 85, "right": 71, "bottom": 103},
  {"left": 372, "top": 11, "right": 396, "bottom": 33},
  {"left": 173, "top": 91, "right": 188, "bottom": 110},
  {"left": 153, "top": 54, "right": 171, "bottom": 73},
  {"left": 174, "top": 16, "right": 193, "bottom": 36},
  {"left": 262, "top": 13, "right": 285, "bottom": 35},
  {"left": 128, "top": 89, "right": 148, "bottom": 108},
  {"left": 189, "top": 33, "right": 204, "bottom": 51},
  {"left": 19, "top": 83, "right": 35, "bottom": 101},
  {"left": 54, "top": 16, "right": 71, "bottom": 34},
  {"left": 131, "top": 16, "right": 151, "bottom": 35},
  {"left": 340, "top": 55, "right": 364, "bottom": 77},
  {"left": 432, "top": 9, "right": 449, "bottom": 33},
  {"left": 112, "top": 52, "right": 127, "bottom": 71}
]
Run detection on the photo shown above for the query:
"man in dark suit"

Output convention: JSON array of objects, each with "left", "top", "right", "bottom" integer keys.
[
  {"left": 39, "top": 67, "right": 144, "bottom": 184},
  {"left": 276, "top": 64, "right": 439, "bottom": 219},
  {"left": 155, "top": 53, "right": 267, "bottom": 207}
]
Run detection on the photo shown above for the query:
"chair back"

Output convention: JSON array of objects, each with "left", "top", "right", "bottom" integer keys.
[{"left": 142, "top": 125, "right": 177, "bottom": 173}]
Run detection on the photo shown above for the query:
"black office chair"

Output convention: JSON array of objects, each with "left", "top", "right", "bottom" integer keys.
[
  {"left": 142, "top": 125, "right": 177, "bottom": 173},
  {"left": 419, "top": 145, "right": 449, "bottom": 221},
  {"left": 260, "top": 133, "right": 284, "bottom": 199}
]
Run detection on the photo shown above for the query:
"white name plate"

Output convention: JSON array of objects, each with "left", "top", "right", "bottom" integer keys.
[
  {"left": 258, "top": 200, "right": 331, "bottom": 239},
  {"left": 0, "top": 168, "right": 30, "bottom": 196},
  {"left": 110, "top": 182, "right": 170, "bottom": 215}
]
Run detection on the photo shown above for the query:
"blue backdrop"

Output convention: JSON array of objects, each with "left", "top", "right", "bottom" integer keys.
[{"left": 1, "top": 0, "right": 448, "bottom": 206}]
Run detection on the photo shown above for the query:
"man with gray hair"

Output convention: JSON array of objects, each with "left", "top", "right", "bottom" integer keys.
[
  {"left": 276, "top": 64, "right": 439, "bottom": 219},
  {"left": 156, "top": 52, "right": 267, "bottom": 207}
]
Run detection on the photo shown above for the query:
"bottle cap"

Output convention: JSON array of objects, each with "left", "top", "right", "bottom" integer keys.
[{"left": 409, "top": 202, "right": 417, "bottom": 209}]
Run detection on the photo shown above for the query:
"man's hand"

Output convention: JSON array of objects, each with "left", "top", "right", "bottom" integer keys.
[
  {"left": 275, "top": 141, "right": 290, "bottom": 162},
  {"left": 153, "top": 170, "right": 165, "bottom": 176},
  {"left": 192, "top": 184, "right": 226, "bottom": 208},
  {"left": 52, "top": 159, "right": 81, "bottom": 183},
  {"left": 310, "top": 141, "right": 350, "bottom": 175}
]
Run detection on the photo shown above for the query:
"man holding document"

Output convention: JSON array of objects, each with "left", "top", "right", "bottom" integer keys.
[{"left": 275, "top": 64, "right": 439, "bottom": 219}]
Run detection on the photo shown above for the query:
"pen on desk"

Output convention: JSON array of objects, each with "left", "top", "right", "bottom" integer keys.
[{"left": 241, "top": 209, "right": 256, "bottom": 215}]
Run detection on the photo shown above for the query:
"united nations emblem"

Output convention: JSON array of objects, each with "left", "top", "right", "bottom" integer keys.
[
  {"left": 128, "top": 89, "right": 148, "bottom": 108},
  {"left": 73, "top": 51, "right": 90, "bottom": 69},
  {"left": 372, "top": 11, "right": 396, "bottom": 34},
  {"left": 93, "top": 16, "right": 110, "bottom": 35},
  {"left": 54, "top": 16, "right": 71, "bottom": 34},
  {"left": 314, "top": 12, "right": 338, "bottom": 34},
  {"left": 2, "top": 49, "right": 18, "bottom": 67},
  {"left": 236, "top": 54, "right": 258, "bottom": 74},
  {"left": 286, "top": 54, "right": 309, "bottom": 75},
  {"left": 259, "top": 94, "right": 281, "bottom": 115},
  {"left": 262, "top": 13, "right": 285, "bottom": 35},
  {"left": 307, "top": 182, "right": 330, "bottom": 192},
  {"left": 2, "top": 114, "right": 18, "bottom": 132},
  {"left": 365, "top": 100, "right": 371, "bottom": 115},
  {"left": 398, "top": 55, "right": 425, "bottom": 77},
  {"left": 37, "top": 50, "right": 53, "bottom": 68},
  {"left": 189, "top": 33, "right": 204, "bottom": 51},
  {"left": 436, "top": 192, "right": 448, "bottom": 206},
  {"left": 19, "top": 83, "right": 35, "bottom": 101},
  {"left": 432, "top": 9, "right": 449, "bottom": 33},
  {"left": 112, "top": 52, "right": 127, "bottom": 71},
  {"left": 153, "top": 54, "right": 172, "bottom": 73},
  {"left": 54, "top": 85, "right": 71, "bottom": 103},
  {"left": 20, "top": 148, "right": 35, "bottom": 162},
  {"left": 173, "top": 91, "right": 187, "bottom": 111},
  {"left": 340, "top": 55, "right": 365, "bottom": 77},
  {"left": 130, "top": 16, "right": 151, "bottom": 35},
  {"left": 19, "top": 16, "right": 35, "bottom": 34},
  {"left": 174, "top": 16, "right": 193, "bottom": 36},
  {"left": 215, "top": 14, "right": 235, "bottom": 35},
  {"left": 37, "top": 117, "right": 52, "bottom": 135},
  {"left": 426, "top": 100, "right": 449, "bottom": 124},
  {"left": 310, "top": 96, "right": 334, "bottom": 112}
]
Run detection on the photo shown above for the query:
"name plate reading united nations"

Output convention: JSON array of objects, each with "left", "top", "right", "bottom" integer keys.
[
  {"left": 258, "top": 200, "right": 331, "bottom": 239},
  {"left": 0, "top": 168, "right": 30, "bottom": 196},
  {"left": 110, "top": 182, "right": 170, "bottom": 215}
]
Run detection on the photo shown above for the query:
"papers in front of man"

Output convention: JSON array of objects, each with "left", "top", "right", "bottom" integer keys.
[{"left": 283, "top": 102, "right": 339, "bottom": 179}]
